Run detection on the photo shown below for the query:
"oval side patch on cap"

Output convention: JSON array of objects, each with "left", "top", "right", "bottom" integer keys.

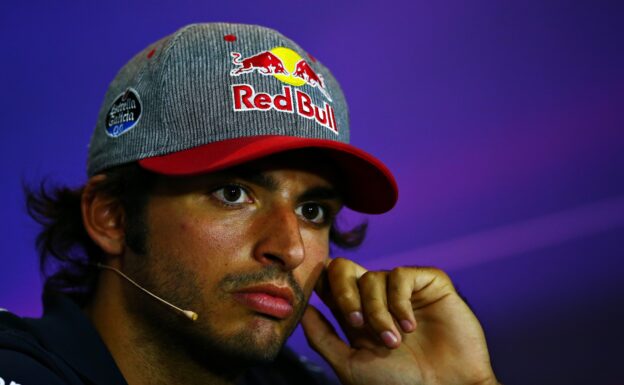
[{"left": 105, "top": 88, "right": 142, "bottom": 137}]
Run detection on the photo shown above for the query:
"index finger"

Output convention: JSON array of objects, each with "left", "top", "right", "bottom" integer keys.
[{"left": 316, "top": 257, "right": 368, "bottom": 327}]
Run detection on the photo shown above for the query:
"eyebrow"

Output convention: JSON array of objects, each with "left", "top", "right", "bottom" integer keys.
[
  {"left": 235, "top": 170, "right": 280, "bottom": 191},
  {"left": 218, "top": 168, "right": 343, "bottom": 203},
  {"left": 298, "top": 186, "right": 342, "bottom": 203}
]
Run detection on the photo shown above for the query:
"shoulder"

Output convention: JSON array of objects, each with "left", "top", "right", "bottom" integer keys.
[
  {"left": 0, "top": 349, "right": 68, "bottom": 385},
  {"left": 0, "top": 311, "right": 72, "bottom": 385}
]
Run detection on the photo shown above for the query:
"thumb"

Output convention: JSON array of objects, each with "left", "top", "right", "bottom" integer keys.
[{"left": 301, "top": 304, "right": 352, "bottom": 376}]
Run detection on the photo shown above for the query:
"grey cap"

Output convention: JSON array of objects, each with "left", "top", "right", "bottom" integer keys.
[{"left": 87, "top": 23, "right": 397, "bottom": 214}]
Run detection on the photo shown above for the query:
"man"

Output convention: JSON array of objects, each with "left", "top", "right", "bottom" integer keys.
[{"left": 0, "top": 23, "right": 500, "bottom": 385}]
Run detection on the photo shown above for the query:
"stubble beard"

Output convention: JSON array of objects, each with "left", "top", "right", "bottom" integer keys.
[{"left": 122, "top": 249, "right": 308, "bottom": 374}]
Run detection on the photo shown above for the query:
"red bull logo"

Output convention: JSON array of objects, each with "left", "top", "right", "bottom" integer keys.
[
  {"left": 230, "top": 51, "right": 288, "bottom": 76},
  {"left": 231, "top": 84, "right": 338, "bottom": 133},
  {"left": 291, "top": 59, "right": 331, "bottom": 100},
  {"left": 229, "top": 46, "right": 337, "bottom": 133},
  {"left": 230, "top": 47, "right": 332, "bottom": 102}
]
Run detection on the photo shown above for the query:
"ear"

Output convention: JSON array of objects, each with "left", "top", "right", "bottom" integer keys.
[{"left": 81, "top": 174, "right": 126, "bottom": 256}]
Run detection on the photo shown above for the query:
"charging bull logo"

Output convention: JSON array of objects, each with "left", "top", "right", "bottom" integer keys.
[
  {"left": 292, "top": 59, "right": 330, "bottom": 101},
  {"left": 230, "top": 47, "right": 332, "bottom": 102},
  {"left": 230, "top": 51, "right": 288, "bottom": 76}
]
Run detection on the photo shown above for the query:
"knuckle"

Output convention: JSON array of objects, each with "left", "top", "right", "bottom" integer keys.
[
  {"left": 330, "top": 257, "right": 351, "bottom": 270},
  {"left": 390, "top": 266, "right": 410, "bottom": 278},
  {"left": 334, "top": 291, "right": 359, "bottom": 307},
  {"left": 418, "top": 267, "right": 455, "bottom": 291},
  {"left": 409, "top": 266, "right": 451, "bottom": 283},
  {"left": 439, "top": 269, "right": 451, "bottom": 282},
  {"left": 365, "top": 309, "right": 390, "bottom": 326},
  {"left": 387, "top": 285, "right": 404, "bottom": 301},
  {"left": 388, "top": 299, "right": 411, "bottom": 316},
  {"left": 387, "top": 279, "right": 403, "bottom": 292},
  {"left": 327, "top": 257, "right": 352, "bottom": 278},
  {"left": 359, "top": 270, "right": 385, "bottom": 285},
  {"left": 419, "top": 266, "right": 445, "bottom": 277},
  {"left": 387, "top": 268, "right": 409, "bottom": 292},
  {"left": 428, "top": 267, "right": 451, "bottom": 282}
]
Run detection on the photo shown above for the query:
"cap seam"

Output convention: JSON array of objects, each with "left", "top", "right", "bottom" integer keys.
[{"left": 156, "top": 24, "right": 202, "bottom": 155}]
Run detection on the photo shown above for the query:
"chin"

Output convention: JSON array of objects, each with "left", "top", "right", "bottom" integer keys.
[
  {"left": 180, "top": 313, "right": 293, "bottom": 368},
  {"left": 222, "top": 335, "right": 284, "bottom": 364}
]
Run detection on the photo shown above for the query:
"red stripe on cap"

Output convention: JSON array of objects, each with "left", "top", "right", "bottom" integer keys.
[{"left": 138, "top": 135, "right": 398, "bottom": 214}]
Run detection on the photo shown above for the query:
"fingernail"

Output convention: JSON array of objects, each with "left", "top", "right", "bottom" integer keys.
[
  {"left": 348, "top": 311, "right": 364, "bottom": 327},
  {"left": 380, "top": 331, "right": 398, "bottom": 347},
  {"left": 400, "top": 319, "right": 414, "bottom": 332}
]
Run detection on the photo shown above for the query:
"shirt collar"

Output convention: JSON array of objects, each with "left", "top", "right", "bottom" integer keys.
[{"left": 27, "top": 292, "right": 128, "bottom": 385}]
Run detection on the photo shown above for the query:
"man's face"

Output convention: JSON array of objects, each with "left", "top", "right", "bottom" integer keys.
[{"left": 121, "top": 151, "right": 343, "bottom": 367}]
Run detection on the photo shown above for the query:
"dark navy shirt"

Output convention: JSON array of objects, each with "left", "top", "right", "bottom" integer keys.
[{"left": 0, "top": 293, "right": 337, "bottom": 385}]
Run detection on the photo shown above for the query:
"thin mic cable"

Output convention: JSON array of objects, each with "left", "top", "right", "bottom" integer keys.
[{"left": 96, "top": 263, "right": 198, "bottom": 321}]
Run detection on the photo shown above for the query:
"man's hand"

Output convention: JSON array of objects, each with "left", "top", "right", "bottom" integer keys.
[{"left": 300, "top": 258, "right": 499, "bottom": 385}]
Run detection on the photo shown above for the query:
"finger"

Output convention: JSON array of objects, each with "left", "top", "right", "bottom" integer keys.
[
  {"left": 387, "top": 267, "right": 419, "bottom": 333},
  {"left": 321, "top": 257, "right": 368, "bottom": 328},
  {"left": 358, "top": 271, "right": 402, "bottom": 349},
  {"left": 407, "top": 267, "right": 456, "bottom": 308},
  {"left": 300, "top": 305, "right": 352, "bottom": 375}
]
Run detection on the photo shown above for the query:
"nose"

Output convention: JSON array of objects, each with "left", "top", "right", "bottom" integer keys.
[{"left": 253, "top": 204, "right": 305, "bottom": 271}]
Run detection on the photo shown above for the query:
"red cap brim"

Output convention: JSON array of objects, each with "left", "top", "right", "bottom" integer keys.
[{"left": 138, "top": 135, "right": 398, "bottom": 214}]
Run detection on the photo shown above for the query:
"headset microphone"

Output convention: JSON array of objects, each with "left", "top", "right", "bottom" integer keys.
[{"left": 95, "top": 263, "right": 198, "bottom": 322}]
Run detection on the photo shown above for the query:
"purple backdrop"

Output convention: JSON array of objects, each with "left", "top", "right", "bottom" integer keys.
[{"left": 1, "top": 1, "right": 623, "bottom": 384}]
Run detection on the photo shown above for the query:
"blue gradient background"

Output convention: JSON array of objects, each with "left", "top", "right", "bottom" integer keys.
[{"left": 1, "top": 1, "right": 623, "bottom": 384}]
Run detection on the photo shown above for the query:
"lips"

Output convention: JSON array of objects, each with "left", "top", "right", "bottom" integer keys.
[{"left": 232, "top": 284, "right": 295, "bottom": 319}]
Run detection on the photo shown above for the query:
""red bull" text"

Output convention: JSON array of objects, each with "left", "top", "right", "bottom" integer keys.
[{"left": 231, "top": 84, "right": 338, "bottom": 133}]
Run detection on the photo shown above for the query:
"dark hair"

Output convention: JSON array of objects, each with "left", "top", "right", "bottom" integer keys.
[{"left": 25, "top": 163, "right": 367, "bottom": 306}]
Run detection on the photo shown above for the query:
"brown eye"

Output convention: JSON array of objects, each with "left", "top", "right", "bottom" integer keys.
[
  {"left": 296, "top": 203, "right": 325, "bottom": 224},
  {"left": 212, "top": 185, "right": 251, "bottom": 205},
  {"left": 223, "top": 186, "right": 242, "bottom": 202}
]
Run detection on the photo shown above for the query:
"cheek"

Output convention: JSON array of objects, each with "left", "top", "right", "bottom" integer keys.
[{"left": 147, "top": 201, "right": 255, "bottom": 273}]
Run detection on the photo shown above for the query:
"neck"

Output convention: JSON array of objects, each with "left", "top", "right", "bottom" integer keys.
[{"left": 84, "top": 270, "right": 245, "bottom": 385}]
